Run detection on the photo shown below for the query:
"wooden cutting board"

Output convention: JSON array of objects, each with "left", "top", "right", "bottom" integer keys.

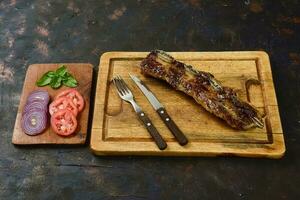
[
  {"left": 90, "top": 52, "right": 285, "bottom": 158},
  {"left": 12, "top": 63, "right": 93, "bottom": 145}
]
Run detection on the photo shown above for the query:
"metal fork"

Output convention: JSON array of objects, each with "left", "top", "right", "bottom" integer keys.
[{"left": 112, "top": 75, "right": 167, "bottom": 150}]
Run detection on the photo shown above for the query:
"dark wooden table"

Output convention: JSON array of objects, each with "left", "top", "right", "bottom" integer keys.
[{"left": 1, "top": 1, "right": 300, "bottom": 199}]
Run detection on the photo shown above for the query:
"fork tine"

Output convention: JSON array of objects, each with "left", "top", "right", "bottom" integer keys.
[
  {"left": 113, "top": 77, "right": 124, "bottom": 96},
  {"left": 116, "top": 76, "right": 126, "bottom": 94},
  {"left": 115, "top": 75, "right": 126, "bottom": 94},
  {"left": 112, "top": 77, "right": 117, "bottom": 87},
  {"left": 118, "top": 75, "right": 129, "bottom": 93}
]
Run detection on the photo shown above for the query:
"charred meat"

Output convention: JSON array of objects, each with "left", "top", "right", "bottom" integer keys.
[{"left": 140, "top": 50, "right": 264, "bottom": 130}]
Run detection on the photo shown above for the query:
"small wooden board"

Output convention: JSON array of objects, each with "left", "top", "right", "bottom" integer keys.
[
  {"left": 12, "top": 63, "right": 93, "bottom": 145},
  {"left": 90, "top": 52, "right": 285, "bottom": 158}
]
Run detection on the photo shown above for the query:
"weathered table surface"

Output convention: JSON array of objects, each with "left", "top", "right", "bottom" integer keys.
[{"left": 1, "top": 0, "right": 299, "bottom": 199}]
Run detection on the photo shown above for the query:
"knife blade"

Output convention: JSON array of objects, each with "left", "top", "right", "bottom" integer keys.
[{"left": 130, "top": 74, "right": 188, "bottom": 146}]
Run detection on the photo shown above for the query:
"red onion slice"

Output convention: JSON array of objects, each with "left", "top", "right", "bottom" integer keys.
[
  {"left": 27, "top": 90, "right": 50, "bottom": 104},
  {"left": 21, "top": 111, "right": 47, "bottom": 135},
  {"left": 22, "top": 108, "right": 47, "bottom": 117},
  {"left": 27, "top": 98, "right": 49, "bottom": 107},
  {"left": 23, "top": 100, "right": 48, "bottom": 114}
]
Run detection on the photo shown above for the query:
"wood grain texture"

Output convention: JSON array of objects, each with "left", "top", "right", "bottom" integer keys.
[
  {"left": 12, "top": 63, "right": 93, "bottom": 145},
  {"left": 90, "top": 52, "right": 285, "bottom": 158}
]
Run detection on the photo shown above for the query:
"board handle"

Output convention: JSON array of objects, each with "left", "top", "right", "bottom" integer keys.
[
  {"left": 245, "top": 78, "right": 261, "bottom": 102},
  {"left": 137, "top": 111, "right": 167, "bottom": 150},
  {"left": 156, "top": 108, "right": 188, "bottom": 146}
]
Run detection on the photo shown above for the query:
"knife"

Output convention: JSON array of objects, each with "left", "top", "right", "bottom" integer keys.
[{"left": 129, "top": 74, "right": 188, "bottom": 146}]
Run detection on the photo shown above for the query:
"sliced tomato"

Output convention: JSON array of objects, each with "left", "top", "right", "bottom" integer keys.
[
  {"left": 49, "top": 97, "right": 78, "bottom": 116},
  {"left": 55, "top": 89, "right": 84, "bottom": 112},
  {"left": 51, "top": 109, "right": 77, "bottom": 136}
]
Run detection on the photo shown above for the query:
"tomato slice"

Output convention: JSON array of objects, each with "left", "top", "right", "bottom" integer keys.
[
  {"left": 51, "top": 109, "right": 77, "bottom": 136},
  {"left": 49, "top": 97, "right": 78, "bottom": 116},
  {"left": 55, "top": 89, "right": 84, "bottom": 112}
]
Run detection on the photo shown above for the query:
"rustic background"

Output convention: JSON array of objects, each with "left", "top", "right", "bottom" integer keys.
[{"left": 1, "top": 0, "right": 300, "bottom": 199}]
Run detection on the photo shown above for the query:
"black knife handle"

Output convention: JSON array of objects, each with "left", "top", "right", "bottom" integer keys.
[
  {"left": 156, "top": 108, "right": 188, "bottom": 146},
  {"left": 137, "top": 111, "right": 167, "bottom": 150}
]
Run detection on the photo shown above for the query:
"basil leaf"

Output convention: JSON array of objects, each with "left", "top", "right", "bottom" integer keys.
[
  {"left": 46, "top": 71, "right": 56, "bottom": 77},
  {"left": 36, "top": 73, "right": 53, "bottom": 86},
  {"left": 50, "top": 76, "right": 62, "bottom": 89},
  {"left": 56, "top": 65, "right": 67, "bottom": 77},
  {"left": 62, "top": 72, "right": 71, "bottom": 80},
  {"left": 63, "top": 76, "right": 78, "bottom": 87},
  {"left": 36, "top": 65, "right": 77, "bottom": 89},
  {"left": 65, "top": 73, "right": 77, "bottom": 83},
  {"left": 67, "top": 73, "right": 76, "bottom": 81}
]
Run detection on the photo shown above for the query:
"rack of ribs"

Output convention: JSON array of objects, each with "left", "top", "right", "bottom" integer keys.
[{"left": 140, "top": 50, "right": 264, "bottom": 130}]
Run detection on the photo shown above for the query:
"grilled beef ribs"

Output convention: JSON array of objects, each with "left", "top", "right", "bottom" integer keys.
[{"left": 140, "top": 50, "right": 264, "bottom": 130}]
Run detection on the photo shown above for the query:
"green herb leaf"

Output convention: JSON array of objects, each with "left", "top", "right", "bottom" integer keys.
[
  {"left": 56, "top": 65, "right": 67, "bottom": 77},
  {"left": 46, "top": 71, "right": 56, "bottom": 77},
  {"left": 36, "top": 65, "right": 77, "bottom": 89},
  {"left": 50, "top": 76, "right": 62, "bottom": 89},
  {"left": 63, "top": 76, "right": 78, "bottom": 87},
  {"left": 36, "top": 73, "right": 53, "bottom": 86},
  {"left": 62, "top": 72, "right": 70, "bottom": 80}
]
